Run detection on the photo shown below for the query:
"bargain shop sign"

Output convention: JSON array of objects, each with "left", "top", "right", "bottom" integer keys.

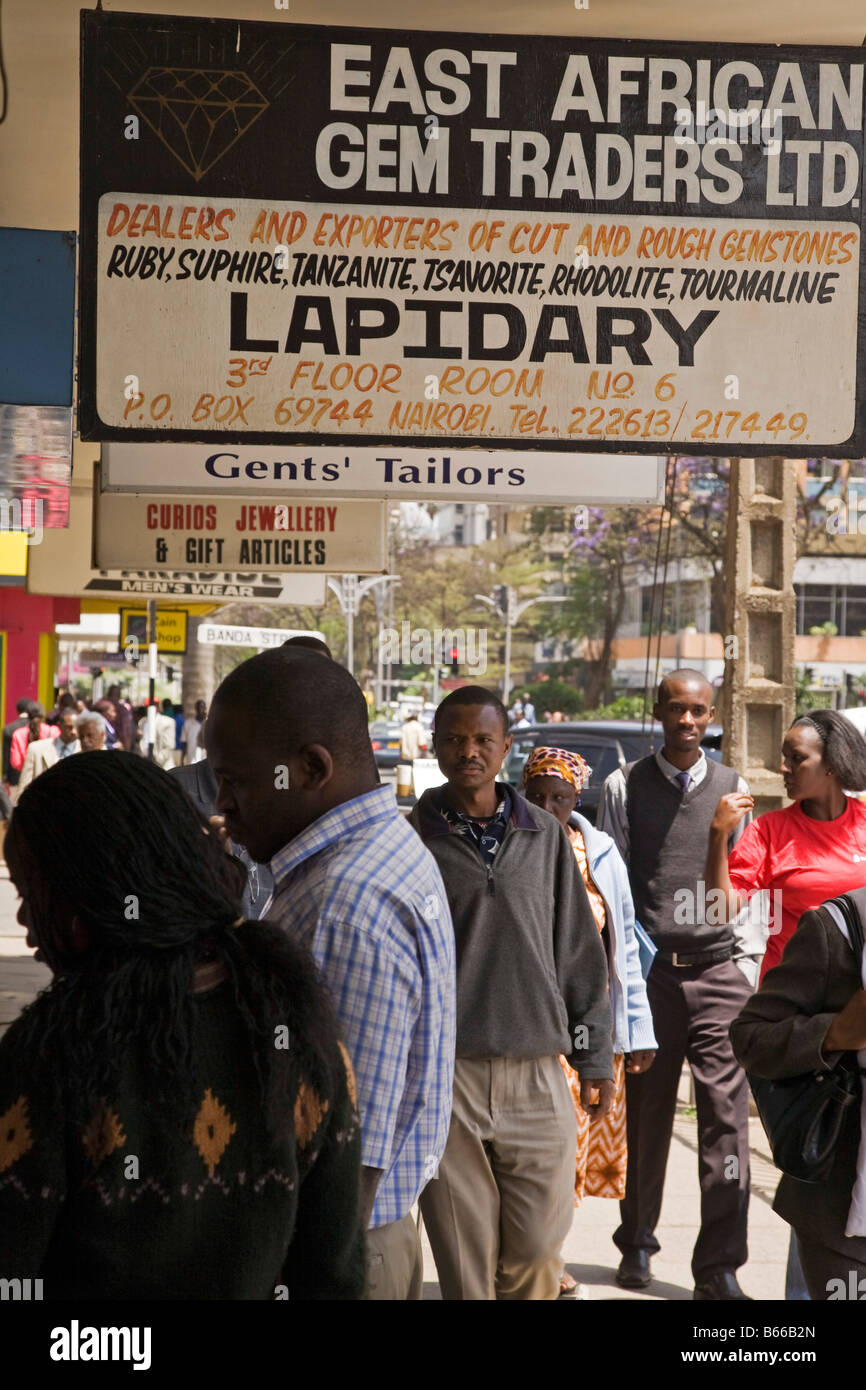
[{"left": 79, "top": 13, "right": 866, "bottom": 456}]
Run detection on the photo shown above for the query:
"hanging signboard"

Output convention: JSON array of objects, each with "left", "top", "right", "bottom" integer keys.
[
  {"left": 79, "top": 13, "right": 865, "bottom": 457},
  {"left": 93, "top": 491, "right": 387, "bottom": 572},
  {"left": 26, "top": 482, "right": 328, "bottom": 603},
  {"left": 121, "top": 607, "right": 188, "bottom": 655},
  {"left": 102, "top": 443, "right": 665, "bottom": 502},
  {"left": 197, "top": 623, "right": 326, "bottom": 648}
]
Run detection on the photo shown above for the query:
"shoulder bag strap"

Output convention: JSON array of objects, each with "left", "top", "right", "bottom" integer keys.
[{"left": 828, "top": 893, "right": 865, "bottom": 958}]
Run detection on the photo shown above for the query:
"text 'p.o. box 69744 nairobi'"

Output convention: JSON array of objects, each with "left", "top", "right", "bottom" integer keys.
[
  {"left": 93, "top": 493, "right": 387, "bottom": 573},
  {"left": 78, "top": 13, "right": 866, "bottom": 458}
]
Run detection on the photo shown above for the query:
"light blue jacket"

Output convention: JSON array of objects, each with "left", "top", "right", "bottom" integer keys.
[{"left": 571, "top": 812, "right": 658, "bottom": 1055}]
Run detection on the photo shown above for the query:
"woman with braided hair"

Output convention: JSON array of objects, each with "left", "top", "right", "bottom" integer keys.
[
  {"left": 522, "top": 746, "right": 657, "bottom": 1296},
  {"left": 0, "top": 751, "right": 365, "bottom": 1299}
]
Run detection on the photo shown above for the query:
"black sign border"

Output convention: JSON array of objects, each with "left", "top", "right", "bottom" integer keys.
[{"left": 78, "top": 10, "right": 866, "bottom": 458}]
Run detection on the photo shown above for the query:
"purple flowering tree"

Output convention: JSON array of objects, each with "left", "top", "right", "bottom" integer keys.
[{"left": 537, "top": 457, "right": 866, "bottom": 706}]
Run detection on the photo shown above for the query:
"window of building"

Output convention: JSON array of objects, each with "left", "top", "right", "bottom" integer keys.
[
  {"left": 640, "top": 580, "right": 706, "bottom": 633},
  {"left": 795, "top": 584, "right": 866, "bottom": 635}
]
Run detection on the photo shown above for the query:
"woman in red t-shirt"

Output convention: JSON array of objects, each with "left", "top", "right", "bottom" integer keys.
[
  {"left": 707, "top": 708, "right": 866, "bottom": 1300},
  {"left": 706, "top": 710, "right": 866, "bottom": 982}
]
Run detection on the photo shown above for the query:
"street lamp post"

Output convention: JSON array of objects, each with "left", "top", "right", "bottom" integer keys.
[
  {"left": 475, "top": 586, "right": 568, "bottom": 705},
  {"left": 327, "top": 574, "right": 399, "bottom": 682}
]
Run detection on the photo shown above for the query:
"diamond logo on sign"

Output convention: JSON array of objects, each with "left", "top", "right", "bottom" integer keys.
[{"left": 128, "top": 68, "right": 270, "bottom": 181}]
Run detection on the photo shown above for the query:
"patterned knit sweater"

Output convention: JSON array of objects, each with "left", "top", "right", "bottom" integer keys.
[{"left": 0, "top": 970, "right": 366, "bottom": 1300}]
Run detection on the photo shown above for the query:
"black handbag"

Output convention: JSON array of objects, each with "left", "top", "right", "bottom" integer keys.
[{"left": 747, "top": 893, "right": 864, "bottom": 1184}]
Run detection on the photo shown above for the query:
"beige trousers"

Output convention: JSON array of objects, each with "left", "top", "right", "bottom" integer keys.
[
  {"left": 419, "top": 1056, "right": 577, "bottom": 1300},
  {"left": 366, "top": 1211, "right": 424, "bottom": 1300}
]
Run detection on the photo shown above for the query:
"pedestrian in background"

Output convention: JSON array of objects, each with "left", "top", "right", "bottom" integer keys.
[
  {"left": 47, "top": 692, "right": 77, "bottom": 725},
  {"left": 18, "top": 708, "right": 80, "bottom": 791},
  {"left": 93, "top": 698, "right": 120, "bottom": 750},
  {"left": 3, "top": 698, "right": 34, "bottom": 789},
  {"left": 411, "top": 687, "right": 613, "bottom": 1300},
  {"left": 107, "top": 684, "right": 136, "bottom": 751},
  {"left": 182, "top": 700, "right": 208, "bottom": 764},
  {"left": 522, "top": 745, "right": 657, "bottom": 1295},
  {"left": 138, "top": 701, "right": 178, "bottom": 769},
  {"left": 598, "top": 668, "right": 757, "bottom": 1301},
  {"left": 77, "top": 711, "right": 108, "bottom": 752},
  {"left": 507, "top": 697, "right": 524, "bottom": 727},
  {"left": 400, "top": 711, "right": 426, "bottom": 763},
  {"left": 10, "top": 705, "right": 59, "bottom": 780},
  {"left": 207, "top": 648, "right": 455, "bottom": 1300}
]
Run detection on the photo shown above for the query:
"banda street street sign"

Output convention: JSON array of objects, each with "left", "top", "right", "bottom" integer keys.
[{"left": 197, "top": 623, "right": 326, "bottom": 648}]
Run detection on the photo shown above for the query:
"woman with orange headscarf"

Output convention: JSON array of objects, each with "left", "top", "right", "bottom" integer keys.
[{"left": 522, "top": 747, "right": 658, "bottom": 1295}]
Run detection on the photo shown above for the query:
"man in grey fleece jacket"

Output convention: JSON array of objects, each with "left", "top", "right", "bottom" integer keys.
[{"left": 409, "top": 686, "right": 613, "bottom": 1300}]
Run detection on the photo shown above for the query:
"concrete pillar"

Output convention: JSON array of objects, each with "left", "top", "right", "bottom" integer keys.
[
  {"left": 721, "top": 459, "right": 797, "bottom": 815},
  {"left": 181, "top": 616, "right": 215, "bottom": 716}
]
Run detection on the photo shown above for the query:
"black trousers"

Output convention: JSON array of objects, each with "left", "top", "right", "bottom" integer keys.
[
  {"left": 796, "top": 1233, "right": 866, "bottom": 1300},
  {"left": 613, "top": 955, "right": 752, "bottom": 1282}
]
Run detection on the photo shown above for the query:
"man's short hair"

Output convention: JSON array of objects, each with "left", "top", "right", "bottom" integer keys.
[
  {"left": 657, "top": 668, "right": 714, "bottom": 705},
  {"left": 282, "top": 634, "right": 333, "bottom": 659},
  {"left": 434, "top": 686, "right": 509, "bottom": 737},
  {"left": 213, "top": 648, "right": 372, "bottom": 765},
  {"left": 77, "top": 711, "right": 107, "bottom": 732}
]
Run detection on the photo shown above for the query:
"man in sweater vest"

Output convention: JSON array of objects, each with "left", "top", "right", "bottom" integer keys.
[
  {"left": 598, "top": 669, "right": 759, "bottom": 1301},
  {"left": 410, "top": 686, "right": 613, "bottom": 1300}
]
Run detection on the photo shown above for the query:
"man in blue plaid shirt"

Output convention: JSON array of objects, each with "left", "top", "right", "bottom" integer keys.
[{"left": 207, "top": 648, "right": 456, "bottom": 1300}]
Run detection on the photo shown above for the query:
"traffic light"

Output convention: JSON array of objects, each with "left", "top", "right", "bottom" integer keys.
[
  {"left": 450, "top": 646, "right": 459, "bottom": 675},
  {"left": 493, "top": 584, "right": 508, "bottom": 617}
]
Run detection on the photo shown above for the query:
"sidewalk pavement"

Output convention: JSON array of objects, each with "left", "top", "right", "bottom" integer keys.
[{"left": 0, "top": 867, "right": 789, "bottom": 1300}]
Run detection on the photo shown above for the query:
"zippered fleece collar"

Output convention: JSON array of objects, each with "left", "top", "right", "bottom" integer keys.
[{"left": 414, "top": 782, "right": 542, "bottom": 840}]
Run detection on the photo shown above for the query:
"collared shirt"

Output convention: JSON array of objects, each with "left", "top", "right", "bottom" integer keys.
[
  {"left": 438, "top": 783, "right": 511, "bottom": 868},
  {"left": 265, "top": 784, "right": 455, "bottom": 1228},
  {"left": 597, "top": 749, "right": 765, "bottom": 983},
  {"left": 54, "top": 737, "right": 78, "bottom": 759}
]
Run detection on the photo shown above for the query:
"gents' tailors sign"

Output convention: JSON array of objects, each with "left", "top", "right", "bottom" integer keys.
[
  {"left": 102, "top": 443, "right": 665, "bottom": 503},
  {"left": 93, "top": 493, "right": 387, "bottom": 572},
  {"left": 79, "top": 14, "right": 866, "bottom": 456}
]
